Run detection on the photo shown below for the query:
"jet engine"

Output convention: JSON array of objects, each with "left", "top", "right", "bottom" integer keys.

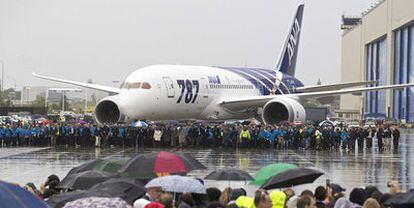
[
  {"left": 261, "top": 97, "right": 306, "bottom": 125},
  {"left": 94, "top": 95, "right": 124, "bottom": 124}
]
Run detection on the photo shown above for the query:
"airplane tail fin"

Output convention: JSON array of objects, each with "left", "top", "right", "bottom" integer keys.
[{"left": 275, "top": 4, "right": 304, "bottom": 77}]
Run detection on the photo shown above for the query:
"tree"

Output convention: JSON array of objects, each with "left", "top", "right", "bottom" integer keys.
[
  {"left": 32, "top": 95, "right": 45, "bottom": 107},
  {"left": 0, "top": 88, "right": 15, "bottom": 107}
]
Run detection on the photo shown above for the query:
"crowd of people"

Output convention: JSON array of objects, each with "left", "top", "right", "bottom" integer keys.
[
  {"left": 22, "top": 173, "right": 407, "bottom": 208},
  {"left": 0, "top": 120, "right": 401, "bottom": 152}
]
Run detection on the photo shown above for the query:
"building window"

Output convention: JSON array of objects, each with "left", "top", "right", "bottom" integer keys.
[
  {"left": 365, "top": 37, "right": 387, "bottom": 116},
  {"left": 393, "top": 26, "right": 414, "bottom": 121}
]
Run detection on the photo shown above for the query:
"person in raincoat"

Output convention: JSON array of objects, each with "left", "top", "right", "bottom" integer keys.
[
  {"left": 239, "top": 126, "right": 251, "bottom": 148},
  {"left": 269, "top": 190, "right": 286, "bottom": 208},
  {"left": 236, "top": 196, "right": 255, "bottom": 208},
  {"left": 178, "top": 126, "right": 186, "bottom": 149}
]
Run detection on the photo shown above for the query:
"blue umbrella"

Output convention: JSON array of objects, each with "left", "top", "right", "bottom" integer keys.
[
  {"left": 132, "top": 121, "right": 148, "bottom": 128},
  {"left": 145, "top": 175, "right": 206, "bottom": 194},
  {"left": 0, "top": 181, "right": 49, "bottom": 208}
]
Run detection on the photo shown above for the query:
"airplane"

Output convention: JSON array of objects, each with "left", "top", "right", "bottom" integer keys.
[{"left": 33, "top": 4, "right": 414, "bottom": 125}]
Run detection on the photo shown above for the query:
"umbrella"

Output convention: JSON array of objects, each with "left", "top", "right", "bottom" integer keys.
[
  {"left": 78, "top": 120, "right": 87, "bottom": 125},
  {"left": 132, "top": 121, "right": 148, "bottom": 128},
  {"left": 93, "top": 159, "right": 129, "bottom": 173},
  {"left": 319, "top": 120, "right": 334, "bottom": 127},
  {"left": 146, "top": 175, "right": 206, "bottom": 194},
  {"left": 304, "top": 120, "right": 315, "bottom": 125},
  {"left": 47, "top": 190, "right": 113, "bottom": 208},
  {"left": 261, "top": 167, "right": 324, "bottom": 190},
  {"left": 57, "top": 170, "right": 114, "bottom": 190},
  {"left": 174, "top": 152, "right": 207, "bottom": 171},
  {"left": 63, "top": 197, "right": 131, "bottom": 208},
  {"left": 90, "top": 177, "right": 146, "bottom": 204},
  {"left": 383, "top": 191, "right": 414, "bottom": 208},
  {"left": 118, "top": 151, "right": 206, "bottom": 179},
  {"left": 67, "top": 158, "right": 104, "bottom": 175},
  {"left": 278, "top": 121, "right": 290, "bottom": 126},
  {"left": 205, "top": 168, "right": 253, "bottom": 181},
  {"left": 0, "top": 181, "right": 49, "bottom": 208},
  {"left": 250, "top": 163, "right": 298, "bottom": 185}
]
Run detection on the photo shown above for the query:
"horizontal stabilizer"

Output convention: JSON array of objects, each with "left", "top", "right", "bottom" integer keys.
[
  {"left": 220, "top": 82, "right": 414, "bottom": 112},
  {"left": 295, "top": 80, "right": 378, "bottom": 93}
]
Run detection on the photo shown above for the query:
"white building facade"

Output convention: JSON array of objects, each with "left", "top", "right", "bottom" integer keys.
[{"left": 340, "top": 0, "right": 414, "bottom": 121}]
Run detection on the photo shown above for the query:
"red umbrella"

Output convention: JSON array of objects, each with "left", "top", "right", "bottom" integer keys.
[
  {"left": 154, "top": 151, "right": 187, "bottom": 173},
  {"left": 118, "top": 151, "right": 206, "bottom": 179},
  {"left": 41, "top": 120, "right": 50, "bottom": 125}
]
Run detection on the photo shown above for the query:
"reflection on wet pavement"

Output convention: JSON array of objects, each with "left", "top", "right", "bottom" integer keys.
[{"left": 1, "top": 130, "right": 413, "bottom": 195}]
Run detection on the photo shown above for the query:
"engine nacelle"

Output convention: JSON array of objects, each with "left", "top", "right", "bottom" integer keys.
[
  {"left": 94, "top": 95, "right": 125, "bottom": 125},
  {"left": 261, "top": 98, "right": 306, "bottom": 125}
]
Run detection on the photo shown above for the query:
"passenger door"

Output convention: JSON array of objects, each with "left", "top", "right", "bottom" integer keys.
[
  {"left": 200, "top": 78, "right": 209, "bottom": 98},
  {"left": 162, "top": 77, "right": 175, "bottom": 98}
]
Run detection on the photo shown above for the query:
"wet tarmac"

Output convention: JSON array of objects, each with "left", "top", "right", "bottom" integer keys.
[{"left": 1, "top": 129, "right": 414, "bottom": 195}]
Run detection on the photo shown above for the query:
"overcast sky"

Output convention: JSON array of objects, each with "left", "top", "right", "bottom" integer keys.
[{"left": 0, "top": 0, "right": 376, "bottom": 89}]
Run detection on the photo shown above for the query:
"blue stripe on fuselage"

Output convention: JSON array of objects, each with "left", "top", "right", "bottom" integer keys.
[{"left": 217, "top": 67, "right": 304, "bottom": 95}]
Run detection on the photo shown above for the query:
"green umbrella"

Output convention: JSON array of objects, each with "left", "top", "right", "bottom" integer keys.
[
  {"left": 93, "top": 159, "right": 129, "bottom": 173},
  {"left": 250, "top": 163, "right": 298, "bottom": 185}
]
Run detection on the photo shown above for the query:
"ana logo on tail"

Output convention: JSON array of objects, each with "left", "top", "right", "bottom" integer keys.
[{"left": 287, "top": 18, "right": 301, "bottom": 65}]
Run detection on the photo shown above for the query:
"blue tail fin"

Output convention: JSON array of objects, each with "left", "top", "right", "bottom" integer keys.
[{"left": 275, "top": 4, "right": 304, "bottom": 77}]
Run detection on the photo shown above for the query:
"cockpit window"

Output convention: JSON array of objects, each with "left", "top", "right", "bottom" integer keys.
[
  {"left": 129, "top": 82, "right": 141, "bottom": 89},
  {"left": 141, "top": 82, "right": 151, "bottom": 89},
  {"left": 121, "top": 82, "right": 151, "bottom": 89}
]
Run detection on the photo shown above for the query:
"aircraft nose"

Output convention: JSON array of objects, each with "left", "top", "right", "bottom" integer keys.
[{"left": 118, "top": 91, "right": 143, "bottom": 119}]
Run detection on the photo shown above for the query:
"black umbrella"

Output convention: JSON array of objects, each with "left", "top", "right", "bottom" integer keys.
[
  {"left": 57, "top": 170, "right": 114, "bottom": 190},
  {"left": 67, "top": 158, "right": 104, "bottom": 175},
  {"left": 89, "top": 177, "right": 146, "bottom": 204},
  {"left": 118, "top": 151, "right": 206, "bottom": 179},
  {"left": 175, "top": 152, "right": 207, "bottom": 171},
  {"left": 261, "top": 168, "right": 324, "bottom": 190},
  {"left": 205, "top": 168, "right": 253, "bottom": 181},
  {"left": 47, "top": 190, "right": 112, "bottom": 208},
  {"left": 384, "top": 191, "right": 414, "bottom": 208}
]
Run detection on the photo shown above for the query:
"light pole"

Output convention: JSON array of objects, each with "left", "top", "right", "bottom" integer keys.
[
  {"left": 84, "top": 91, "right": 88, "bottom": 115},
  {"left": 0, "top": 59, "right": 4, "bottom": 93}
]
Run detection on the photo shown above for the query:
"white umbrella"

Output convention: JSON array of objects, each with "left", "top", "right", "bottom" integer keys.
[
  {"left": 145, "top": 175, "right": 206, "bottom": 194},
  {"left": 132, "top": 121, "right": 148, "bottom": 128},
  {"left": 319, "top": 120, "right": 334, "bottom": 127}
]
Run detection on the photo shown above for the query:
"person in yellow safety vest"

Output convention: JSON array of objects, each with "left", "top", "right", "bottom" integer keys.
[
  {"left": 236, "top": 196, "right": 255, "bottom": 208},
  {"left": 315, "top": 128, "right": 322, "bottom": 150},
  {"left": 269, "top": 190, "right": 286, "bottom": 208},
  {"left": 239, "top": 126, "right": 251, "bottom": 148}
]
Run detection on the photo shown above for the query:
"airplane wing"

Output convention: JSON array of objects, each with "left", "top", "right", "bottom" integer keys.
[
  {"left": 220, "top": 83, "right": 414, "bottom": 111},
  {"left": 32, "top": 73, "right": 122, "bottom": 94},
  {"left": 294, "top": 80, "right": 378, "bottom": 93}
]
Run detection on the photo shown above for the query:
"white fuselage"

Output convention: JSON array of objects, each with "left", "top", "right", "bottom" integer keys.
[{"left": 115, "top": 65, "right": 285, "bottom": 121}]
